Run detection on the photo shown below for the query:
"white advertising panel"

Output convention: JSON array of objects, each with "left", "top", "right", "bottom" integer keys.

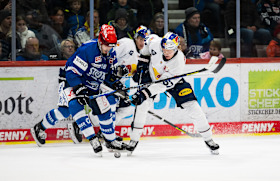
[{"left": 0, "top": 62, "right": 279, "bottom": 130}]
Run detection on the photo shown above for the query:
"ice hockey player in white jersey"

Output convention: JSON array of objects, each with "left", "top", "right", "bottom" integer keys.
[{"left": 126, "top": 32, "right": 220, "bottom": 155}]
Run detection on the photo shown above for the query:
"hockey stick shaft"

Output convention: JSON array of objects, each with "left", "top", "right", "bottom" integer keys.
[
  {"left": 95, "top": 84, "right": 201, "bottom": 138},
  {"left": 90, "top": 57, "right": 226, "bottom": 100},
  {"left": 147, "top": 111, "right": 201, "bottom": 137}
]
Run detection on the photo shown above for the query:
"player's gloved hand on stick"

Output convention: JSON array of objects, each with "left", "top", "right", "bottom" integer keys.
[
  {"left": 58, "top": 68, "right": 66, "bottom": 84},
  {"left": 132, "top": 61, "right": 149, "bottom": 83},
  {"left": 131, "top": 88, "right": 151, "bottom": 105},
  {"left": 112, "top": 80, "right": 130, "bottom": 100},
  {"left": 73, "top": 84, "right": 89, "bottom": 105},
  {"left": 116, "top": 65, "right": 129, "bottom": 77}
]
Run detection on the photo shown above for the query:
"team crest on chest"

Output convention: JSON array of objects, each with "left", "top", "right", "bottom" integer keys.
[
  {"left": 164, "top": 66, "right": 169, "bottom": 72},
  {"left": 151, "top": 49, "right": 157, "bottom": 55}
]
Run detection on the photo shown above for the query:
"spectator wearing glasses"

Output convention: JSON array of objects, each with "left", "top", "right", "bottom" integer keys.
[
  {"left": 60, "top": 39, "right": 76, "bottom": 60},
  {"left": 16, "top": 37, "right": 49, "bottom": 61}
]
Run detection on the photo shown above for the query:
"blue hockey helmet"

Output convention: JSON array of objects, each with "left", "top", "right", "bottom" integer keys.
[
  {"left": 161, "top": 32, "right": 179, "bottom": 51},
  {"left": 134, "top": 25, "right": 150, "bottom": 39}
]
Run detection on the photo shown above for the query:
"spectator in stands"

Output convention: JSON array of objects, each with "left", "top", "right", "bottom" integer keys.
[
  {"left": 0, "top": 0, "right": 11, "bottom": 11},
  {"left": 71, "top": 10, "right": 100, "bottom": 47},
  {"left": 16, "top": 0, "right": 49, "bottom": 24},
  {"left": 60, "top": 39, "right": 76, "bottom": 60},
  {"left": 132, "top": 0, "right": 163, "bottom": 27},
  {"left": 107, "top": 0, "right": 137, "bottom": 29},
  {"left": 149, "top": 12, "right": 165, "bottom": 37},
  {"left": 266, "top": 25, "right": 280, "bottom": 57},
  {"left": 45, "top": 0, "right": 67, "bottom": 13},
  {"left": 178, "top": 36, "right": 188, "bottom": 56},
  {"left": 16, "top": 16, "right": 36, "bottom": 49},
  {"left": 200, "top": 40, "right": 224, "bottom": 59},
  {"left": 174, "top": 7, "right": 213, "bottom": 59},
  {"left": 257, "top": 0, "right": 280, "bottom": 35},
  {"left": 0, "top": 10, "right": 11, "bottom": 40},
  {"left": 0, "top": 41, "right": 8, "bottom": 61},
  {"left": 16, "top": 37, "right": 49, "bottom": 61},
  {"left": 0, "top": 10, "right": 12, "bottom": 59},
  {"left": 225, "top": 0, "right": 272, "bottom": 57},
  {"left": 49, "top": 7, "right": 70, "bottom": 39},
  {"left": 65, "top": 0, "right": 85, "bottom": 36},
  {"left": 109, "top": 8, "right": 134, "bottom": 39},
  {"left": 25, "top": 10, "right": 62, "bottom": 58},
  {"left": 195, "top": 0, "right": 229, "bottom": 37},
  {"left": 98, "top": 0, "right": 113, "bottom": 25}
]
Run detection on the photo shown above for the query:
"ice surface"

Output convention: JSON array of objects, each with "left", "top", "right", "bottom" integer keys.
[{"left": 1, "top": 135, "right": 280, "bottom": 181}]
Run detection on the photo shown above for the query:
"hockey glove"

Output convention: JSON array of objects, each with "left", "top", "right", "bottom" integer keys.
[
  {"left": 112, "top": 80, "right": 129, "bottom": 100},
  {"left": 73, "top": 84, "right": 89, "bottom": 105},
  {"left": 131, "top": 88, "right": 151, "bottom": 105},
  {"left": 116, "top": 65, "right": 129, "bottom": 77},
  {"left": 132, "top": 60, "right": 150, "bottom": 83},
  {"left": 58, "top": 68, "right": 66, "bottom": 84}
]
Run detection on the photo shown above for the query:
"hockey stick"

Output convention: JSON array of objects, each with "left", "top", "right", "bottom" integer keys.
[
  {"left": 89, "top": 57, "right": 226, "bottom": 100},
  {"left": 131, "top": 69, "right": 143, "bottom": 127},
  {"left": 147, "top": 111, "right": 201, "bottom": 137},
  {"left": 96, "top": 84, "right": 200, "bottom": 138}
]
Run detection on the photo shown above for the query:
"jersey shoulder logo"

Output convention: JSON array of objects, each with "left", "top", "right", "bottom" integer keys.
[
  {"left": 95, "top": 56, "right": 102, "bottom": 63},
  {"left": 151, "top": 49, "right": 157, "bottom": 55},
  {"left": 129, "top": 50, "right": 134, "bottom": 55},
  {"left": 73, "top": 56, "right": 88, "bottom": 71}
]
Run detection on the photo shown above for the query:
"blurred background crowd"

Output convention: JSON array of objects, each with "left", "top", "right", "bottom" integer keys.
[{"left": 0, "top": 0, "right": 279, "bottom": 61}]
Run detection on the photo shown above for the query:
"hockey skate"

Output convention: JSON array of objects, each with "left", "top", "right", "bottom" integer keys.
[
  {"left": 97, "top": 130, "right": 123, "bottom": 145},
  {"left": 30, "top": 122, "right": 47, "bottom": 147},
  {"left": 89, "top": 135, "right": 103, "bottom": 156},
  {"left": 105, "top": 139, "right": 127, "bottom": 151},
  {"left": 126, "top": 140, "right": 139, "bottom": 156},
  {"left": 205, "top": 139, "right": 220, "bottom": 155},
  {"left": 105, "top": 139, "right": 128, "bottom": 157},
  {"left": 67, "top": 122, "right": 83, "bottom": 144}
]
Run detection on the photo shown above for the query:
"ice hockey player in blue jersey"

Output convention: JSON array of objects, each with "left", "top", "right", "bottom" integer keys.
[
  {"left": 30, "top": 24, "right": 127, "bottom": 155},
  {"left": 67, "top": 25, "right": 152, "bottom": 145}
]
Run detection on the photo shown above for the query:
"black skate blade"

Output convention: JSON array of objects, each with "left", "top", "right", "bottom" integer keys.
[
  {"left": 30, "top": 128, "right": 44, "bottom": 147},
  {"left": 67, "top": 123, "right": 82, "bottom": 144}
]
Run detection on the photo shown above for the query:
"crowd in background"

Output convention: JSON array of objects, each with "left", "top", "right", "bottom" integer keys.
[{"left": 0, "top": 0, "right": 279, "bottom": 61}]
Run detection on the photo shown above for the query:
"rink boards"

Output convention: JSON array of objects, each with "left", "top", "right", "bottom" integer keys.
[{"left": 0, "top": 58, "right": 280, "bottom": 144}]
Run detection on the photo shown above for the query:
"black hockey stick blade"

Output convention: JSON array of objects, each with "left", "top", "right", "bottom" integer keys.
[
  {"left": 148, "top": 111, "right": 201, "bottom": 138},
  {"left": 212, "top": 58, "right": 226, "bottom": 73}
]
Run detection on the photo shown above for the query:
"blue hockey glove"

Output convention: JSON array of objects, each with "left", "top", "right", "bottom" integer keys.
[
  {"left": 73, "top": 84, "right": 89, "bottom": 105},
  {"left": 131, "top": 88, "right": 151, "bottom": 105}
]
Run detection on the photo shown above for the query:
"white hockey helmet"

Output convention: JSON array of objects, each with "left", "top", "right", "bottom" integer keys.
[{"left": 161, "top": 32, "right": 179, "bottom": 51}]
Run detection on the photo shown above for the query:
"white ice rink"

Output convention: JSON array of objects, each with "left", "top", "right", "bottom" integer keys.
[{"left": 1, "top": 135, "right": 280, "bottom": 181}]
